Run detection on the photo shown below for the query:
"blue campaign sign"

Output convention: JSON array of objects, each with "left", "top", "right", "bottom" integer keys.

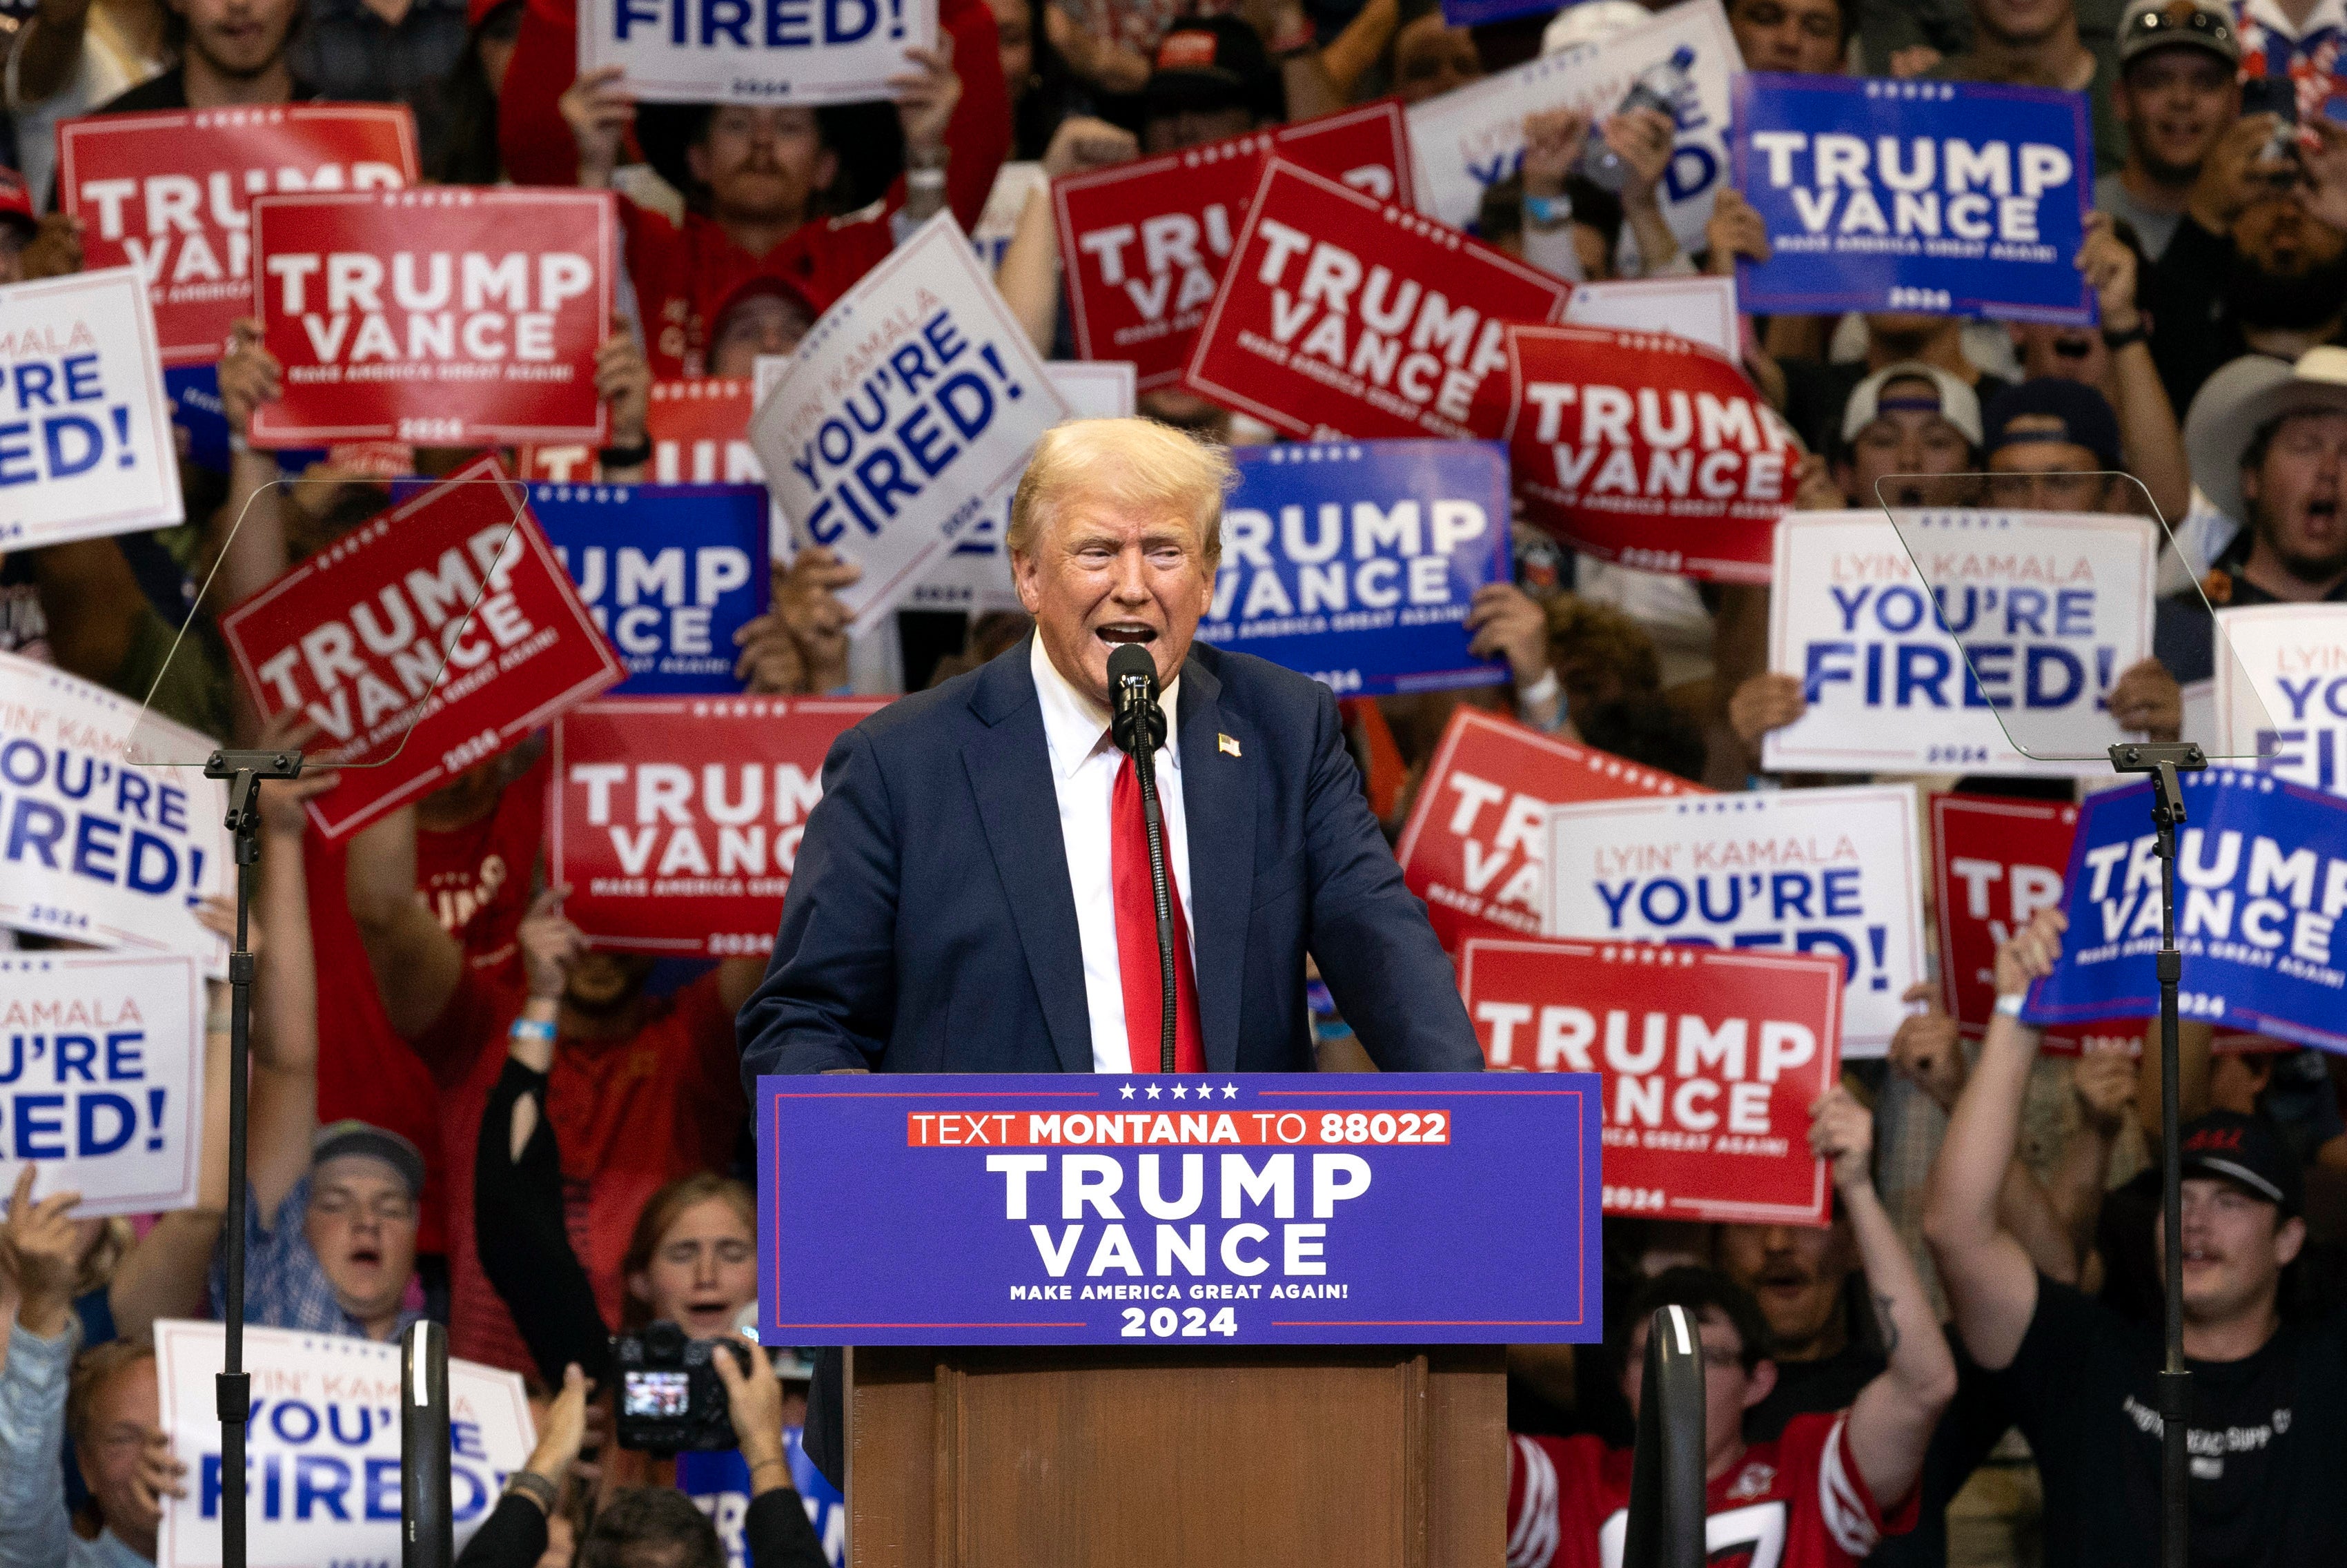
[
  {"left": 756, "top": 1072, "right": 1602, "bottom": 1346},
  {"left": 1732, "top": 73, "right": 2095, "bottom": 324},
  {"left": 1199, "top": 442, "right": 1513, "bottom": 698},
  {"left": 2025, "top": 770, "right": 2347, "bottom": 1052},
  {"left": 530, "top": 482, "right": 769, "bottom": 694}
]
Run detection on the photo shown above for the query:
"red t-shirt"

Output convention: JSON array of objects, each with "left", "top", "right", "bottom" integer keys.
[
  {"left": 309, "top": 752, "right": 549, "bottom": 1254},
  {"left": 408, "top": 966, "right": 745, "bottom": 1377},
  {"left": 1504, "top": 1411, "right": 1914, "bottom": 1568}
]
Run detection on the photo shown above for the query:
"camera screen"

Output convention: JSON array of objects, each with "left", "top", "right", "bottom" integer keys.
[{"left": 622, "top": 1370, "right": 692, "bottom": 1419}]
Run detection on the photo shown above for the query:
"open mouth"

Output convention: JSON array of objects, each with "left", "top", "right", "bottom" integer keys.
[
  {"left": 348, "top": 1246, "right": 383, "bottom": 1270},
  {"left": 1095, "top": 624, "right": 1159, "bottom": 647},
  {"left": 682, "top": 1299, "right": 735, "bottom": 1333}
]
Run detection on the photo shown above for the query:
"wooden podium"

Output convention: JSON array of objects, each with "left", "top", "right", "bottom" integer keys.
[{"left": 843, "top": 1343, "right": 1508, "bottom": 1566}]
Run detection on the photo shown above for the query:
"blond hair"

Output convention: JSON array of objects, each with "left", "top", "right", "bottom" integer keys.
[{"left": 1007, "top": 418, "right": 1235, "bottom": 567}]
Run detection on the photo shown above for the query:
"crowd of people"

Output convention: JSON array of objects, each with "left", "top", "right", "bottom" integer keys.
[{"left": 3, "top": 0, "right": 2347, "bottom": 1560}]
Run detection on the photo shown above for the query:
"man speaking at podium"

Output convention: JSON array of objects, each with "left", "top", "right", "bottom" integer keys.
[{"left": 737, "top": 416, "right": 1482, "bottom": 1081}]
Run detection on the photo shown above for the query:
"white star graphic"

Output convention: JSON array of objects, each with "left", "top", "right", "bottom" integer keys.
[
  {"left": 1224, "top": 1083, "right": 1240, "bottom": 1099},
  {"left": 1119, "top": 1084, "right": 1136, "bottom": 1099},
  {"left": 1146, "top": 1084, "right": 1162, "bottom": 1099},
  {"left": 1171, "top": 1084, "right": 1189, "bottom": 1099}
]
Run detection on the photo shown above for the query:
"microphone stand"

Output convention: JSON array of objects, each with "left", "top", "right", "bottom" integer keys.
[
  {"left": 202, "top": 745, "right": 306, "bottom": 1568},
  {"left": 2109, "top": 739, "right": 2205, "bottom": 1568},
  {"left": 1112, "top": 675, "right": 1177, "bottom": 1073}
]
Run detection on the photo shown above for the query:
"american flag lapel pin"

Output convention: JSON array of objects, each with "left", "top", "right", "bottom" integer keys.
[{"left": 1218, "top": 733, "right": 1241, "bottom": 758}]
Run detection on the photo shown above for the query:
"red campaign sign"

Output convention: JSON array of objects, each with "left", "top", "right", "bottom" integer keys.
[
  {"left": 1183, "top": 159, "right": 1570, "bottom": 442},
  {"left": 221, "top": 457, "right": 625, "bottom": 839},
  {"left": 1460, "top": 938, "right": 1840, "bottom": 1226},
  {"left": 515, "top": 379, "right": 760, "bottom": 485},
  {"left": 249, "top": 188, "right": 615, "bottom": 447},
  {"left": 547, "top": 694, "right": 887, "bottom": 958},
  {"left": 1497, "top": 324, "right": 1792, "bottom": 585},
  {"left": 55, "top": 106, "right": 420, "bottom": 368},
  {"left": 1930, "top": 792, "right": 2145, "bottom": 1056},
  {"left": 1393, "top": 707, "right": 1705, "bottom": 954},
  {"left": 1052, "top": 103, "right": 1417, "bottom": 392}
]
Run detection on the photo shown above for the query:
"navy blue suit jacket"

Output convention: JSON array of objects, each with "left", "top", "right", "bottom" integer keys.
[{"left": 736, "top": 636, "right": 1480, "bottom": 1084}]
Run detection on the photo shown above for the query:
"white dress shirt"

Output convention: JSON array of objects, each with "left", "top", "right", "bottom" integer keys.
[{"left": 1030, "top": 636, "right": 1195, "bottom": 1073}]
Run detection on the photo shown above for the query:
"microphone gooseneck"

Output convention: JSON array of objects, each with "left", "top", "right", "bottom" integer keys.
[{"left": 1105, "top": 643, "right": 1178, "bottom": 1072}]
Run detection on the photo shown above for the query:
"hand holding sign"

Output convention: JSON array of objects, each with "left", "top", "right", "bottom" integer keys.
[
  {"left": 5, "top": 1164, "right": 97, "bottom": 1332},
  {"left": 1808, "top": 1086, "right": 1872, "bottom": 1195},
  {"left": 1886, "top": 982, "right": 1966, "bottom": 1113}
]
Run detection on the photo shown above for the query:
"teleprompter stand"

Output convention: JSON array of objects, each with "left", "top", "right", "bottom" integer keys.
[
  {"left": 202, "top": 746, "right": 304, "bottom": 1568},
  {"left": 2108, "top": 740, "right": 2208, "bottom": 1568}
]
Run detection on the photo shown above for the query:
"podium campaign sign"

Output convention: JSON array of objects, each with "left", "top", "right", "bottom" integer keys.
[
  {"left": 578, "top": 0, "right": 936, "bottom": 104},
  {"left": 222, "top": 460, "right": 625, "bottom": 839},
  {"left": 2213, "top": 604, "right": 2347, "bottom": 797},
  {"left": 756, "top": 1072, "right": 1601, "bottom": 1345},
  {"left": 1765, "top": 511, "right": 2156, "bottom": 776},
  {"left": 1199, "top": 441, "right": 1512, "bottom": 696},
  {"left": 1405, "top": 0, "right": 1738, "bottom": 253},
  {"left": 250, "top": 188, "right": 616, "bottom": 447},
  {"left": 56, "top": 106, "right": 420, "bottom": 366},
  {"left": 1395, "top": 707, "right": 1705, "bottom": 953},
  {"left": 1732, "top": 74, "right": 2095, "bottom": 323},
  {"left": 1460, "top": 939, "right": 1840, "bottom": 1226},
  {"left": 1931, "top": 792, "right": 2145, "bottom": 1053},
  {"left": 0, "top": 267, "right": 185, "bottom": 547},
  {"left": 0, "top": 651, "right": 229, "bottom": 975},
  {"left": 1052, "top": 104, "right": 1415, "bottom": 391},
  {"left": 1495, "top": 324, "right": 1791, "bottom": 584},
  {"left": 1544, "top": 783, "right": 1926, "bottom": 1054},
  {"left": 2023, "top": 770, "right": 2347, "bottom": 1052},
  {"left": 155, "top": 1319, "right": 532, "bottom": 1568},
  {"left": 751, "top": 212, "right": 1070, "bottom": 635},
  {"left": 549, "top": 694, "right": 886, "bottom": 957},
  {"left": 0, "top": 951, "right": 204, "bottom": 1217},
  {"left": 1182, "top": 159, "right": 1570, "bottom": 442}
]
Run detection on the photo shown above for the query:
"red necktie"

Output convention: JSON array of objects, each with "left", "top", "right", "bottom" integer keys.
[{"left": 1111, "top": 752, "right": 1205, "bottom": 1073}]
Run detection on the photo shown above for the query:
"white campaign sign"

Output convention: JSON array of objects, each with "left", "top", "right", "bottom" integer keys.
[
  {"left": 907, "top": 360, "right": 1137, "bottom": 615},
  {"left": 1405, "top": 0, "right": 1737, "bottom": 253},
  {"left": 1543, "top": 782, "right": 1926, "bottom": 1054},
  {"left": 0, "top": 651, "right": 230, "bottom": 977},
  {"left": 751, "top": 212, "right": 1071, "bottom": 635},
  {"left": 2212, "top": 604, "right": 2347, "bottom": 796},
  {"left": 578, "top": 0, "right": 936, "bottom": 104},
  {"left": 0, "top": 266, "right": 184, "bottom": 547},
  {"left": 0, "top": 951, "right": 203, "bottom": 1215},
  {"left": 157, "top": 1320, "right": 534, "bottom": 1568},
  {"left": 1560, "top": 275, "right": 1739, "bottom": 357},
  {"left": 1763, "top": 511, "right": 2157, "bottom": 777}
]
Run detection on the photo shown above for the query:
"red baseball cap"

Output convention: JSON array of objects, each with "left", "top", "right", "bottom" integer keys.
[{"left": 0, "top": 166, "right": 37, "bottom": 236}]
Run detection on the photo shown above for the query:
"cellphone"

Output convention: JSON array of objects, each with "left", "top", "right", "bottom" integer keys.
[{"left": 2243, "top": 76, "right": 2299, "bottom": 124}]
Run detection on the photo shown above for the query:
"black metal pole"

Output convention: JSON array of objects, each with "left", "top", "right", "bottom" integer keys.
[
  {"left": 202, "top": 748, "right": 304, "bottom": 1568},
  {"left": 2111, "top": 743, "right": 2202, "bottom": 1568}
]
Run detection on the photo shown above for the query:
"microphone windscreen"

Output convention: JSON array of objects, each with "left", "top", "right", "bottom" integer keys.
[{"left": 1107, "top": 643, "right": 1157, "bottom": 692}]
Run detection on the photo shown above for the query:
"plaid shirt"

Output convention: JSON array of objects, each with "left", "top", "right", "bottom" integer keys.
[
  {"left": 0, "top": 1322, "right": 149, "bottom": 1568},
  {"left": 208, "top": 1173, "right": 422, "bottom": 1342}
]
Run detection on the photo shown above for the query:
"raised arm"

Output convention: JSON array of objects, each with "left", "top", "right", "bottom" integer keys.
[
  {"left": 344, "top": 804, "right": 468, "bottom": 1043},
  {"left": 1921, "top": 908, "right": 2067, "bottom": 1370},
  {"left": 0, "top": 1170, "right": 84, "bottom": 1568},
  {"left": 1821, "top": 1089, "right": 1956, "bottom": 1512},
  {"left": 246, "top": 723, "right": 340, "bottom": 1217},
  {"left": 2077, "top": 215, "right": 2190, "bottom": 525}
]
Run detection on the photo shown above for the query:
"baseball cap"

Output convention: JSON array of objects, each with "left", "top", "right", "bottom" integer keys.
[
  {"left": 2117, "top": 0, "right": 2239, "bottom": 67},
  {"left": 0, "top": 167, "right": 35, "bottom": 237},
  {"left": 1840, "top": 360, "right": 1985, "bottom": 449},
  {"left": 311, "top": 1120, "right": 428, "bottom": 1199},
  {"left": 1146, "top": 16, "right": 1281, "bottom": 121},
  {"left": 1982, "top": 378, "right": 2124, "bottom": 471},
  {"left": 2178, "top": 1110, "right": 2301, "bottom": 1214}
]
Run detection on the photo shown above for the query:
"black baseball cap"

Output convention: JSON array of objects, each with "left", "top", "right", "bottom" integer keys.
[
  {"left": 1145, "top": 15, "right": 1282, "bottom": 122},
  {"left": 312, "top": 1120, "right": 428, "bottom": 1200},
  {"left": 2178, "top": 1110, "right": 2301, "bottom": 1215},
  {"left": 1983, "top": 378, "right": 2125, "bottom": 472}
]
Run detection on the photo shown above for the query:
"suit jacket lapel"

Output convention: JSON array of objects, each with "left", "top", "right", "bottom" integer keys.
[
  {"left": 1177, "top": 654, "right": 1255, "bottom": 1073},
  {"left": 963, "top": 643, "right": 1093, "bottom": 1074}
]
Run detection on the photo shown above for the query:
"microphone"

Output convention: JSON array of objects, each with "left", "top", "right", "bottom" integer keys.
[
  {"left": 1108, "top": 644, "right": 1166, "bottom": 759},
  {"left": 1105, "top": 643, "right": 1177, "bottom": 1072}
]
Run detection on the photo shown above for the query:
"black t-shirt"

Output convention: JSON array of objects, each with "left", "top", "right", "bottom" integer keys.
[
  {"left": 1745, "top": 1340, "right": 1882, "bottom": 1443},
  {"left": 2001, "top": 1273, "right": 2347, "bottom": 1567}
]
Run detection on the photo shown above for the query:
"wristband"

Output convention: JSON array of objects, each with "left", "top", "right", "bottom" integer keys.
[
  {"left": 2100, "top": 323, "right": 2148, "bottom": 351},
  {"left": 1522, "top": 193, "right": 1573, "bottom": 228},
  {"left": 504, "top": 1471, "right": 558, "bottom": 1513},
  {"left": 1994, "top": 992, "right": 2026, "bottom": 1018},
  {"left": 511, "top": 1017, "right": 557, "bottom": 1044},
  {"left": 907, "top": 166, "right": 948, "bottom": 193},
  {"left": 599, "top": 438, "right": 652, "bottom": 467}
]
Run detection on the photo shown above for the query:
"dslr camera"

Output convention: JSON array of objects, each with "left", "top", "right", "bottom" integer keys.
[{"left": 613, "top": 1320, "right": 751, "bottom": 1452}]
